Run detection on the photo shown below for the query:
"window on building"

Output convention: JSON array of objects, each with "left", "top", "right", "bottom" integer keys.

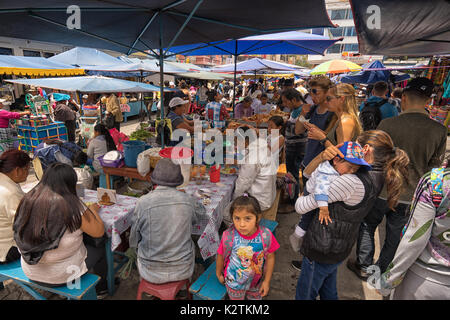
[
  {"left": 344, "top": 27, "right": 357, "bottom": 37},
  {"left": 330, "top": 9, "right": 347, "bottom": 20},
  {"left": 327, "top": 44, "right": 342, "bottom": 54},
  {"left": 347, "top": 9, "right": 353, "bottom": 20},
  {"left": 0, "top": 47, "right": 13, "bottom": 55},
  {"left": 329, "top": 27, "right": 344, "bottom": 37},
  {"left": 343, "top": 44, "right": 359, "bottom": 52},
  {"left": 43, "top": 52, "right": 55, "bottom": 58},
  {"left": 22, "top": 50, "right": 41, "bottom": 57}
]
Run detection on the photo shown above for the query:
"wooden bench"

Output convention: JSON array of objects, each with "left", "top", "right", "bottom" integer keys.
[
  {"left": 189, "top": 218, "right": 278, "bottom": 300},
  {"left": 0, "top": 260, "right": 100, "bottom": 300}
]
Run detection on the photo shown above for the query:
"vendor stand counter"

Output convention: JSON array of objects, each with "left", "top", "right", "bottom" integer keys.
[
  {"left": 178, "top": 174, "right": 238, "bottom": 260},
  {"left": 123, "top": 101, "right": 148, "bottom": 123},
  {"left": 17, "top": 122, "right": 67, "bottom": 152},
  {"left": 102, "top": 165, "right": 152, "bottom": 189}
]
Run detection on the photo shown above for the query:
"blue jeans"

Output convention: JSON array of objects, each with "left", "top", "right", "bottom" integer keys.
[{"left": 295, "top": 256, "right": 341, "bottom": 300}]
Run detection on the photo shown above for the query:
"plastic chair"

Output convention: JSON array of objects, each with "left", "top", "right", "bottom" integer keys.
[{"left": 136, "top": 278, "right": 191, "bottom": 300}]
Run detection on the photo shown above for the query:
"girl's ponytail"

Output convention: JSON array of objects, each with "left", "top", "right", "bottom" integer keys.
[
  {"left": 384, "top": 147, "right": 409, "bottom": 210},
  {"left": 357, "top": 130, "right": 410, "bottom": 210}
]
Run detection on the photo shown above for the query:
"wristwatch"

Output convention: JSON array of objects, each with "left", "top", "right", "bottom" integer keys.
[{"left": 319, "top": 137, "right": 328, "bottom": 146}]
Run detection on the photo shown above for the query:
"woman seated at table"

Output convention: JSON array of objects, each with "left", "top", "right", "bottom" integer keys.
[
  {"left": 0, "top": 150, "right": 31, "bottom": 265},
  {"left": 166, "top": 96, "right": 195, "bottom": 146},
  {"left": 130, "top": 158, "right": 207, "bottom": 285},
  {"left": 13, "top": 163, "right": 111, "bottom": 296},
  {"left": 87, "top": 123, "right": 117, "bottom": 173},
  {"left": 223, "top": 126, "right": 278, "bottom": 225}
]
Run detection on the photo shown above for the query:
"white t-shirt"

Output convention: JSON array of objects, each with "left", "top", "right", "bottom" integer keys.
[
  {"left": 254, "top": 102, "right": 273, "bottom": 114},
  {"left": 21, "top": 229, "right": 88, "bottom": 285}
]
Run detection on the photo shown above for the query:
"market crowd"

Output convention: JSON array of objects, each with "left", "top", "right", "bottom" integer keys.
[{"left": 0, "top": 73, "right": 448, "bottom": 301}]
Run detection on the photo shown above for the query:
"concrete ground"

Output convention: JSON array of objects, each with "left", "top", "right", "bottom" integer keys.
[{"left": 2, "top": 116, "right": 449, "bottom": 300}]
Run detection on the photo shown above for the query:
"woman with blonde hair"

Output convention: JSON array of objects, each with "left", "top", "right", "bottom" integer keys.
[{"left": 305, "top": 83, "right": 362, "bottom": 147}]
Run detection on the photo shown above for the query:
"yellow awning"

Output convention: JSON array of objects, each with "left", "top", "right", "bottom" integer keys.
[
  {"left": 0, "top": 67, "right": 85, "bottom": 76},
  {"left": 240, "top": 73, "right": 295, "bottom": 79}
]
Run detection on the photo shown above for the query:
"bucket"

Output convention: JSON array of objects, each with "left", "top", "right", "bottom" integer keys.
[
  {"left": 123, "top": 140, "right": 146, "bottom": 167},
  {"left": 209, "top": 164, "right": 221, "bottom": 183}
]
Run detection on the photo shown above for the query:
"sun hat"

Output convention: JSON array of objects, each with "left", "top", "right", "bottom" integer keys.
[
  {"left": 169, "top": 97, "right": 189, "bottom": 108},
  {"left": 150, "top": 158, "right": 184, "bottom": 187},
  {"left": 337, "top": 141, "right": 371, "bottom": 169}
]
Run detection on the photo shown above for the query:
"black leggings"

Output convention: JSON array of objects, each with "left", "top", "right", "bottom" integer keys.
[
  {"left": 0, "top": 247, "right": 21, "bottom": 290},
  {"left": 0, "top": 246, "right": 21, "bottom": 264}
]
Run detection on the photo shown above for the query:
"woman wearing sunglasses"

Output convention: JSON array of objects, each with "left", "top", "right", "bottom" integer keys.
[{"left": 304, "top": 83, "right": 362, "bottom": 148}]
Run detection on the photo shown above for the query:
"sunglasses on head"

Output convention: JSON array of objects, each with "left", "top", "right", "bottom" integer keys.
[{"left": 325, "top": 95, "right": 340, "bottom": 102}]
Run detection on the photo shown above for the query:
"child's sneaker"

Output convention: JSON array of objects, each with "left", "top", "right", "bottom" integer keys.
[{"left": 289, "top": 232, "right": 302, "bottom": 253}]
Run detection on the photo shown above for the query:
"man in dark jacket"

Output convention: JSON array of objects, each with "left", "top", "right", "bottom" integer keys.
[
  {"left": 348, "top": 77, "right": 447, "bottom": 279},
  {"left": 53, "top": 97, "right": 77, "bottom": 143}
]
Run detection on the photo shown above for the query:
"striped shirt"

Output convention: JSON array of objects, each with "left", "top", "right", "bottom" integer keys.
[{"left": 295, "top": 173, "right": 366, "bottom": 214}]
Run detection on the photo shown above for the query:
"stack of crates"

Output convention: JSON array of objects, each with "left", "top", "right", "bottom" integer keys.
[{"left": 17, "top": 122, "right": 68, "bottom": 152}]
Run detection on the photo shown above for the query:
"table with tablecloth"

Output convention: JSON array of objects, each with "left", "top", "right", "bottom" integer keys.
[
  {"left": 81, "top": 190, "right": 138, "bottom": 251},
  {"left": 179, "top": 174, "right": 237, "bottom": 260}
]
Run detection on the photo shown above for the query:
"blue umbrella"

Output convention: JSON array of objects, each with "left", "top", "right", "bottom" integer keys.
[
  {"left": 211, "top": 57, "right": 298, "bottom": 73},
  {"left": 6, "top": 76, "right": 169, "bottom": 93},
  {"left": 169, "top": 31, "right": 341, "bottom": 106},
  {"left": 340, "top": 60, "right": 410, "bottom": 84},
  {"left": 167, "top": 31, "right": 340, "bottom": 56}
]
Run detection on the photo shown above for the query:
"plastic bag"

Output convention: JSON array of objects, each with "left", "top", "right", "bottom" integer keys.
[
  {"left": 136, "top": 148, "right": 155, "bottom": 177},
  {"left": 80, "top": 122, "right": 95, "bottom": 140},
  {"left": 74, "top": 166, "right": 93, "bottom": 189}
]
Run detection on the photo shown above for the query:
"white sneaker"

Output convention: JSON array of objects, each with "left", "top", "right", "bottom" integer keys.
[{"left": 289, "top": 232, "right": 302, "bottom": 253}]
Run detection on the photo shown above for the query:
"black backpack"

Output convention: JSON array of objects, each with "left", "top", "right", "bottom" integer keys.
[{"left": 359, "top": 98, "right": 387, "bottom": 131}]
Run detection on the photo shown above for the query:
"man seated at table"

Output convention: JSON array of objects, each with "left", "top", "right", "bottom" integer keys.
[
  {"left": 234, "top": 96, "right": 254, "bottom": 119},
  {"left": 223, "top": 126, "right": 278, "bottom": 225},
  {"left": 130, "top": 158, "right": 207, "bottom": 285}
]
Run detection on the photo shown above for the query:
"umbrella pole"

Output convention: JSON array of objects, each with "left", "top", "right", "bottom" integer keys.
[
  {"left": 159, "top": 17, "right": 165, "bottom": 148},
  {"left": 139, "top": 70, "right": 144, "bottom": 122},
  {"left": 232, "top": 55, "right": 237, "bottom": 112}
]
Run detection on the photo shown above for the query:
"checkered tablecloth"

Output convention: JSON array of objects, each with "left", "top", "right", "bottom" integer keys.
[
  {"left": 179, "top": 175, "right": 237, "bottom": 260},
  {"left": 82, "top": 190, "right": 138, "bottom": 251}
]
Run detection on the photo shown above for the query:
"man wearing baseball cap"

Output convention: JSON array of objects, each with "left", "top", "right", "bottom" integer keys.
[{"left": 348, "top": 77, "right": 448, "bottom": 279}]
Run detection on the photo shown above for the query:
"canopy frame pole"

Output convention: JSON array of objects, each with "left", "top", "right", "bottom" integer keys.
[
  {"left": 137, "top": 39, "right": 159, "bottom": 58},
  {"left": 164, "top": 39, "right": 232, "bottom": 58},
  {"left": 159, "top": 15, "right": 165, "bottom": 148},
  {"left": 140, "top": 70, "right": 144, "bottom": 123},
  {"left": 163, "top": 0, "right": 204, "bottom": 56},
  {"left": 232, "top": 40, "right": 238, "bottom": 112},
  {"left": 27, "top": 12, "right": 154, "bottom": 59},
  {"left": 127, "top": 11, "right": 160, "bottom": 55},
  {"left": 165, "top": 11, "right": 261, "bottom": 33},
  {"left": 161, "top": 0, "right": 188, "bottom": 11}
]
